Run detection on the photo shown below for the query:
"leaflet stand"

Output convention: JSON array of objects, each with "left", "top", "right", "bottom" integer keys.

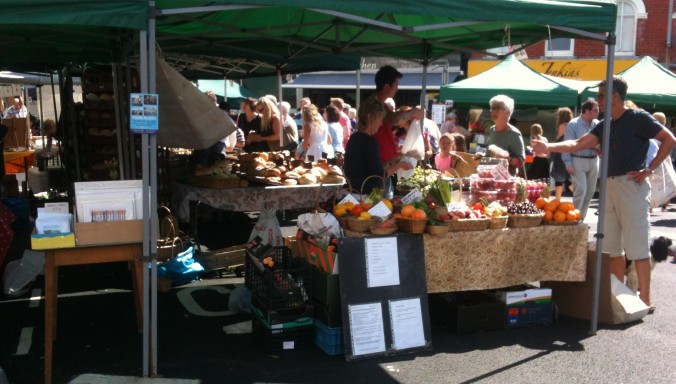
[{"left": 338, "top": 233, "right": 432, "bottom": 361}]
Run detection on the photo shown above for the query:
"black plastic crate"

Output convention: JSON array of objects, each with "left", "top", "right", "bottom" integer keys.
[
  {"left": 313, "top": 300, "right": 342, "bottom": 327},
  {"left": 245, "top": 247, "right": 312, "bottom": 311},
  {"left": 251, "top": 315, "right": 313, "bottom": 352},
  {"left": 251, "top": 297, "right": 314, "bottom": 330}
]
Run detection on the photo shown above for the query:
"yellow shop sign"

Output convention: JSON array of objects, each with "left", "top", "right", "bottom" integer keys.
[{"left": 469, "top": 59, "right": 639, "bottom": 80}]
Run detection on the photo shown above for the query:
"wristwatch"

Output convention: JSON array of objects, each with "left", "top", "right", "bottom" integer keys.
[{"left": 644, "top": 167, "right": 653, "bottom": 175}]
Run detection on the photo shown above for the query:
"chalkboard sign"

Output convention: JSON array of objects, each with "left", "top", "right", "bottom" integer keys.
[{"left": 338, "top": 233, "right": 432, "bottom": 360}]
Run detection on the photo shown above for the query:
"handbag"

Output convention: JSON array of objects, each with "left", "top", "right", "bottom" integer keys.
[
  {"left": 650, "top": 156, "right": 676, "bottom": 208},
  {"left": 158, "top": 245, "right": 204, "bottom": 286},
  {"left": 157, "top": 206, "right": 185, "bottom": 261}
]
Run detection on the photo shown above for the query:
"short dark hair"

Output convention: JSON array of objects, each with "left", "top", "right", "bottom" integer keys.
[
  {"left": 375, "top": 65, "right": 403, "bottom": 91},
  {"left": 325, "top": 105, "right": 340, "bottom": 123},
  {"left": 581, "top": 99, "right": 598, "bottom": 113},
  {"left": 598, "top": 76, "right": 628, "bottom": 101}
]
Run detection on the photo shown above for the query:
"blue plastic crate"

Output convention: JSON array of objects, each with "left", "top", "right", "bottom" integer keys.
[{"left": 313, "top": 319, "right": 344, "bottom": 356}]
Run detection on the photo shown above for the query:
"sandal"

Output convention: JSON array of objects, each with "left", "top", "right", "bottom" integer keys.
[{"left": 648, "top": 305, "right": 656, "bottom": 315}]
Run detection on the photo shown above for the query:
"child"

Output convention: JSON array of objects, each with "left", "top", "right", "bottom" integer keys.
[{"left": 435, "top": 133, "right": 456, "bottom": 172}]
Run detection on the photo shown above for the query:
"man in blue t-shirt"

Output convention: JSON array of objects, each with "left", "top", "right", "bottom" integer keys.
[{"left": 531, "top": 76, "right": 676, "bottom": 311}]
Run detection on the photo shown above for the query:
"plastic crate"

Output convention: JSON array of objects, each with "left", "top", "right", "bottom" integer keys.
[
  {"left": 251, "top": 315, "right": 313, "bottom": 352},
  {"left": 245, "top": 247, "right": 312, "bottom": 311},
  {"left": 251, "top": 297, "right": 314, "bottom": 330},
  {"left": 313, "top": 300, "right": 342, "bottom": 327},
  {"left": 313, "top": 320, "right": 344, "bottom": 356}
]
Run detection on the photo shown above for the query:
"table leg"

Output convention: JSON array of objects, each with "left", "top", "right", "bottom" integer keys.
[
  {"left": 44, "top": 252, "right": 56, "bottom": 384},
  {"left": 130, "top": 260, "right": 144, "bottom": 333}
]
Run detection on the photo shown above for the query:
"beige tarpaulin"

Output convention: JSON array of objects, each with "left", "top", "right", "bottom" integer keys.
[{"left": 155, "top": 56, "right": 236, "bottom": 149}]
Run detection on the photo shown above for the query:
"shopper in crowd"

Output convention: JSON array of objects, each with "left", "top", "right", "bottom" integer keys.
[
  {"left": 344, "top": 95, "right": 413, "bottom": 194},
  {"left": 237, "top": 97, "right": 262, "bottom": 152},
  {"left": 324, "top": 104, "right": 344, "bottom": 159},
  {"left": 648, "top": 111, "right": 670, "bottom": 212},
  {"left": 300, "top": 104, "right": 331, "bottom": 162},
  {"left": 434, "top": 133, "right": 456, "bottom": 173},
  {"left": 330, "top": 97, "right": 351, "bottom": 148},
  {"left": 485, "top": 94, "right": 525, "bottom": 176},
  {"left": 562, "top": 99, "right": 600, "bottom": 220},
  {"left": 247, "top": 97, "right": 282, "bottom": 152},
  {"left": 551, "top": 107, "right": 573, "bottom": 200},
  {"left": 531, "top": 76, "right": 676, "bottom": 311},
  {"left": 451, "top": 132, "right": 467, "bottom": 153},
  {"left": 278, "top": 101, "right": 299, "bottom": 151},
  {"left": 219, "top": 101, "right": 245, "bottom": 152},
  {"left": 294, "top": 97, "right": 311, "bottom": 122},
  {"left": 371, "top": 65, "right": 424, "bottom": 198},
  {"left": 526, "top": 123, "right": 550, "bottom": 181},
  {"left": 348, "top": 107, "right": 357, "bottom": 133},
  {"left": 193, "top": 91, "right": 227, "bottom": 166},
  {"left": 4, "top": 95, "right": 27, "bottom": 118},
  {"left": 421, "top": 109, "right": 441, "bottom": 165}
]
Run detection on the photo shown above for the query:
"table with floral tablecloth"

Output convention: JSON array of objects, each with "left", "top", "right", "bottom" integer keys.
[
  {"left": 172, "top": 181, "right": 343, "bottom": 222},
  {"left": 424, "top": 223, "right": 589, "bottom": 292}
]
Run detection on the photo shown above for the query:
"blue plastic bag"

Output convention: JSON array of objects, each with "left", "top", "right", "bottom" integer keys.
[{"left": 158, "top": 245, "right": 204, "bottom": 286}]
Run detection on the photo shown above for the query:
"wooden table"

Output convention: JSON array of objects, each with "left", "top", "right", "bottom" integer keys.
[{"left": 43, "top": 242, "right": 143, "bottom": 384}]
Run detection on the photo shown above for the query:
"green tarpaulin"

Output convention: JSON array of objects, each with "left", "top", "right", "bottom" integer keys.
[
  {"left": 439, "top": 55, "right": 580, "bottom": 108},
  {"left": 581, "top": 56, "right": 676, "bottom": 113}
]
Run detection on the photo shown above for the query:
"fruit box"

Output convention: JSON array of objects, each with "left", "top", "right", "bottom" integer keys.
[
  {"left": 429, "top": 291, "right": 505, "bottom": 334},
  {"left": 295, "top": 229, "right": 338, "bottom": 274},
  {"left": 495, "top": 285, "right": 553, "bottom": 328},
  {"left": 313, "top": 320, "right": 344, "bottom": 355}
]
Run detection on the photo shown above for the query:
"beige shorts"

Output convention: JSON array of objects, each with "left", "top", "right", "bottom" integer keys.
[{"left": 602, "top": 176, "right": 651, "bottom": 261}]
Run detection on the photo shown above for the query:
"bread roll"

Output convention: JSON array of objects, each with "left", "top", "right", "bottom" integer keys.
[
  {"left": 311, "top": 167, "right": 327, "bottom": 180},
  {"left": 284, "top": 171, "right": 301, "bottom": 179},
  {"left": 265, "top": 168, "right": 282, "bottom": 178},
  {"left": 266, "top": 176, "right": 282, "bottom": 184},
  {"left": 298, "top": 173, "right": 318, "bottom": 185},
  {"left": 282, "top": 179, "right": 298, "bottom": 186},
  {"left": 256, "top": 152, "right": 269, "bottom": 161},
  {"left": 328, "top": 165, "right": 343, "bottom": 176},
  {"left": 323, "top": 174, "right": 346, "bottom": 185}
]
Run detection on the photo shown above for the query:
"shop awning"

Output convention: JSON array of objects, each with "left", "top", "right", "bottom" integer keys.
[{"left": 283, "top": 71, "right": 459, "bottom": 90}]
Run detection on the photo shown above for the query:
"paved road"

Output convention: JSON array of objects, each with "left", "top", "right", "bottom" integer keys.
[{"left": 1, "top": 199, "right": 675, "bottom": 384}]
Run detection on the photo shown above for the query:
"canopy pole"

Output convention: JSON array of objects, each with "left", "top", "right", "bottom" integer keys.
[
  {"left": 420, "top": 42, "right": 429, "bottom": 110},
  {"left": 356, "top": 68, "right": 361, "bottom": 109},
  {"left": 277, "top": 68, "right": 283, "bottom": 104},
  {"left": 223, "top": 76, "right": 227, "bottom": 102},
  {"left": 590, "top": 33, "right": 616, "bottom": 336}
]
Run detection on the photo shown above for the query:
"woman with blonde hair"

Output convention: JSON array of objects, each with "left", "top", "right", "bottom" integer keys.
[
  {"left": 300, "top": 104, "right": 331, "bottom": 161},
  {"left": 246, "top": 97, "right": 281, "bottom": 151},
  {"left": 551, "top": 107, "right": 574, "bottom": 199}
]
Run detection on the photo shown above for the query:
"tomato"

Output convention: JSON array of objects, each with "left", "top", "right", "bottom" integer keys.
[
  {"left": 350, "top": 205, "right": 364, "bottom": 216},
  {"left": 472, "top": 203, "right": 484, "bottom": 212}
]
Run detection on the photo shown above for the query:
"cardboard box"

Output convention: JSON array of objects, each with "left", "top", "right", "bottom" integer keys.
[
  {"left": 31, "top": 231, "right": 76, "bottom": 250},
  {"left": 74, "top": 219, "right": 143, "bottom": 245},
  {"left": 429, "top": 291, "right": 505, "bottom": 334},
  {"left": 295, "top": 230, "right": 338, "bottom": 274},
  {"left": 495, "top": 286, "right": 553, "bottom": 328},
  {"left": 2, "top": 117, "right": 30, "bottom": 149},
  {"left": 543, "top": 249, "right": 616, "bottom": 324}
]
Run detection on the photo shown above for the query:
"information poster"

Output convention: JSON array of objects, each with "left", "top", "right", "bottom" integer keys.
[
  {"left": 348, "top": 302, "right": 386, "bottom": 356},
  {"left": 130, "top": 93, "right": 159, "bottom": 133},
  {"left": 431, "top": 103, "right": 446, "bottom": 125},
  {"left": 338, "top": 234, "right": 432, "bottom": 361}
]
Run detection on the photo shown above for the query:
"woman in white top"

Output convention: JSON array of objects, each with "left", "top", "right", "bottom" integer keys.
[
  {"left": 301, "top": 104, "right": 332, "bottom": 161},
  {"left": 5, "top": 96, "right": 28, "bottom": 118}
]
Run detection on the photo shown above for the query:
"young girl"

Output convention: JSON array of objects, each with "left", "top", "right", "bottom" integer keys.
[
  {"left": 435, "top": 133, "right": 456, "bottom": 172},
  {"left": 526, "top": 123, "right": 550, "bottom": 180}
]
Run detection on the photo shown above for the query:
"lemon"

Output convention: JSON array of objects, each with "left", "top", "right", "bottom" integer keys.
[{"left": 358, "top": 211, "right": 372, "bottom": 220}]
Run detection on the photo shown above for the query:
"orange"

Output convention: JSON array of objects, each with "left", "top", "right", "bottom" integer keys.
[
  {"left": 544, "top": 210, "right": 553, "bottom": 222},
  {"left": 553, "top": 211, "right": 566, "bottom": 222},
  {"left": 559, "top": 202, "right": 573, "bottom": 213},
  {"left": 381, "top": 199, "right": 393, "bottom": 211},
  {"left": 535, "top": 197, "right": 548, "bottom": 210},
  {"left": 545, "top": 201, "right": 558, "bottom": 212},
  {"left": 412, "top": 209, "right": 427, "bottom": 220},
  {"left": 565, "top": 210, "right": 577, "bottom": 221},
  {"left": 572, "top": 209, "right": 581, "bottom": 220},
  {"left": 401, "top": 204, "right": 415, "bottom": 217}
]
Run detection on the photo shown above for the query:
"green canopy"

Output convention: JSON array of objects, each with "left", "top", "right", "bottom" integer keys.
[
  {"left": 581, "top": 56, "right": 676, "bottom": 113},
  {"left": 439, "top": 55, "right": 580, "bottom": 108},
  {"left": 196, "top": 79, "right": 258, "bottom": 100}
]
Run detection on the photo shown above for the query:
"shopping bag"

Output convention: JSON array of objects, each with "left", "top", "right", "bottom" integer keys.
[
  {"left": 650, "top": 156, "right": 676, "bottom": 208},
  {"left": 248, "top": 209, "right": 284, "bottom": 247},
  {"left": 297, "top": 211, "right": 342, "bottom": 238},
  {"left": 400, "top": 119, "right": 425, "bottom": 161},
  {"left": 3, "top": 250, "right": 45, "bottom": 297},
  {"left": 158, "top": 245, "right": 204, "bottom": 286},
  {"left": 609, "top": 274, "right": 649, "bottom": 324}
]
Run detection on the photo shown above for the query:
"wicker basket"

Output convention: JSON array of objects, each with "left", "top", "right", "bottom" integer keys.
[
  {"left": 447, "top": 218, "right": 490, "bottom": 232},
  {"left": 487, "top": 215, "right": 509, "bottom": 230},
  {"left": 347, "top": 217, "right": 380, "bottom": 232},
  {"left": 369, "top": 225, "right": 398, "bottom": 236},
  {"left": 396, "top": 218, "right": 427, "bottom": 234},
  {"left": 335, "top": 214, "right": 350, "bottom": 229},
  {"left": 508, "top": 213, "right": 545, "bottom": 228},
  {"left": 450, "top": 152, "right": 481, "bottom": 178},
  {"left": 343, "top": 228, "right": 369, "bottom": 237},
  {"left": 545, "top": 219, "right": 581, "bottom": 226},
  {"left": 426, "top": 224, "right": 450, "bottom": 236}
]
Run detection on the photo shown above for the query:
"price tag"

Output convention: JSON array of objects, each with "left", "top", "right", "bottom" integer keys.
[
  {"left": 368, "top": 201, "right": 392, "bottom": 219},
  {"left": 446, "top": 202, "right": 467, "bottom": 212},
  {"left": 401, "top": 189, "right": 423, "bottom": 205},
  {"left": 339, "top": 193, "right": 360, "bottom": 205},
  {"left": 491, "top": 164, "right": 511, "bottom": 180}
]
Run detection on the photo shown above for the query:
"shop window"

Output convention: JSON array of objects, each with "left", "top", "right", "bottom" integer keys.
[
  {"left": 545, "top": 38, "right": 574, "bottom": 57},
  {"left": 614, "top": 0, "right": 647, "bottom": 56}
]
